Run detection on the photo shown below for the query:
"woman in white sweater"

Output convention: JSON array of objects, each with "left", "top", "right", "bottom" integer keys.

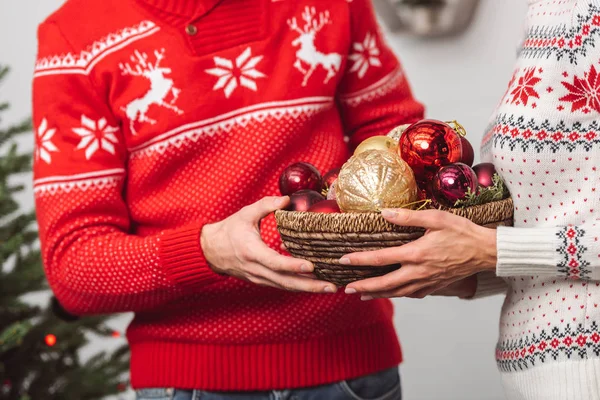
[{"left": 343, "top": 1, "right": 600, "bottom": 399}]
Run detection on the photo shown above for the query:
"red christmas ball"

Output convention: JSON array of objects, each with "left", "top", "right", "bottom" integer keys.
[
  {"left": 459, "top": 136, "right": 475, "bottom": 167},
  {"left": 279, "top": 162, "right": 323, "bottom": 196},
  {"left": 288, "top": 190, "right": 326, "bottom": 211},
  {"left": 323, "top": 168, "right": 340, "bottom": 189},
  {"left": 308, "top": 199, "right": 341, "bottom": 213},
  {"left": 432, "top": 163, "right": 478, "bottom": 207},
  {"left": 399, "top": 119, "right": 463, "bottom": 182},
  {"left": 472, "top": 163, "right": 497, "bottom": 188}
]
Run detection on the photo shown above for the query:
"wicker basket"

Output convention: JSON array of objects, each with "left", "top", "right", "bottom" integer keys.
[{"left": 275, "top": 197, "right": 514, "bottom": 286}]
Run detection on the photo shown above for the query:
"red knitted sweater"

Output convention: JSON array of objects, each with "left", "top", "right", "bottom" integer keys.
[{"left": 33, "top": 0, "right": 424, "bottom": 391}]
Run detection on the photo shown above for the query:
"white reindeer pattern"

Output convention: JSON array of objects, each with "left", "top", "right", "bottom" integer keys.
[
  {"left": 119, "top": 49, "right": 183, "bottom": 135},
  {"left": 287, "top": 7, "right": 342, "bottom": 87}
]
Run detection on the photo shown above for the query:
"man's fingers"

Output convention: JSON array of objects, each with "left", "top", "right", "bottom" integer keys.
[
  {"left": 407, "top": 284, "right": 445, "bottom": 299},
  {"left": 258, "top": 266, "right": 337, "bottom": 293},
  {"left": 241, "top": 196, "right": 290, "bottom": 222},
  {"left": 360, "top": 281, "right": 436, "bottom": 300},
  {"left": 250, "top": 241, "right": 314, "bottom": 274},
  {"left": 381, "top": 208, "right": 452, "bottom": 230}
]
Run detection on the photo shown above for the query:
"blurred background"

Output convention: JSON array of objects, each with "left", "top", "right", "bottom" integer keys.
[{"left": 0, "top": 0, "right": 528, "bottom": 399}]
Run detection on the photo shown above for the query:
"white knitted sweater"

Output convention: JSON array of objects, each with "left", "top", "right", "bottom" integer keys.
[{"left": 477, "top": 1, "right": 600, "bottom": 398}]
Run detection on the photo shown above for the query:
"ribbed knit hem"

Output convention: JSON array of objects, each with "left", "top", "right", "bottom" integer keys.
[
  {"left": 501, "top": 359, "right": 600, "bottom": 400},
  {"left": 496, "top": 226, "right": 558, "bottom": 277},
  {"left": 159, "top": 224, "right": 225, "bottom": 289},
  {"left": 130, "top": 321, "right": 402, "bottom": 391},
  {"left": 471, "top": 271, "right": 508, "bottom": 299}
]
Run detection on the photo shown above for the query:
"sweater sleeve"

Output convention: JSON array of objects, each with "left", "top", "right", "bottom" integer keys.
[
  {"left": 471, "top": 272, "right": 508, "bottom": 299},
  {"left": 336, "top": 0, "right": 424, "bottom": 149},
  {"left": 33, "top": 22, "right": 225, "bottom": 316},
  {"left": 496, "top": 224, "right": 600, "bottom": 280}
]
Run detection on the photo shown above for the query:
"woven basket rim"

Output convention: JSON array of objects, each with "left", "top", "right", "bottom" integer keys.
[{"left": 275, "top": 197, "right": 513, "bottom": 234}]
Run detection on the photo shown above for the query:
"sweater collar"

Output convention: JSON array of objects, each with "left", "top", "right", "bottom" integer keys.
[{"left": 138, "top": 0, "right": 223, "bottom": 20}]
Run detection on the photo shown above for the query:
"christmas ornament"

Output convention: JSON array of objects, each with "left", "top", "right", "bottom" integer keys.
[
  {"left": 279, "top": 162, "right": 323, "bottom": 196},
  {"left": 112, "top": 331, "right": 121, "bottom": 338},
  {"left": 387, "top": 124, "right": 411, "bottom": 142},
  {"left": 459, "top": 136, "right": 475, "bottom": 167},
  {"left": 288, "top": 190, "right": 326, "bottom": 211},
  {"left": 51, "top": 296, "right": 80, "bottom": 322},
  {"left": 336, "top": 150, "right": 418, "bottom": 212},
  {"left": 308, "top": 200, "right": 341, "bottom": 213},
  {"left": 44, "top": 334, "right": 57, "bottom": 347},
  {"left": 473, "top": 163, "right": 497, "bottom": 188},
  {"left": 354, "top": 136, "right": 397, "bottom": 156},
  {"left": 417, "top": 187, "right": 429, "bottom": 201},
  {"left": 323, "top": 168, "right": 340, "bottom": 189},
  {"left": 432, "top": 163, "right": 478, "bottom": 207},
  {"left": 399, "top": 119, "right": 463, "bottom": 182},
  {"left": 327, "top": 180, "right": 338, "bottom": 200}
]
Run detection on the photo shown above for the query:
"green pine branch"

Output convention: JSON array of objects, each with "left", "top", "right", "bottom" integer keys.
[
  {"left": 0, "top": 65, "right": 130, "bottom": 399},
  {"left": 454, "top": 174, "right": 510, "bottom": 208}
]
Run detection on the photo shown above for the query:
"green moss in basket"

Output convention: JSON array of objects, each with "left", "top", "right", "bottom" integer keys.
[{"left": 453, "top": 174, "right": 510, "bottom": 208}]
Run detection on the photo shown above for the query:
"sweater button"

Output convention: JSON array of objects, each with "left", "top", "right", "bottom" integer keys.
[{"left": 185, "top": 24, "right": 198, "bottom": 35}]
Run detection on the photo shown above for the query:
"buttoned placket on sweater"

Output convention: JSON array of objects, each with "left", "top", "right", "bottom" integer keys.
[
  {"left": 475, "top": 1, "right": 600, "bottom": 399},
  {"left": 32, "top": 0, "right": 424, "bottom": 392}
]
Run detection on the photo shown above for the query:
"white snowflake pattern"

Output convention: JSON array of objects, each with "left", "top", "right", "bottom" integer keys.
[
  {"left": 205, "top": 47, "right": 266, "bottom": 98},
  {"left": 35, "top": 118, "right": 59, "bottom": 164},
  {"left": 348, "top": 32, "right": 382, "bottom": 79},
  {"left": 72, "top": 115, "right": 119, "bottom": 160}
]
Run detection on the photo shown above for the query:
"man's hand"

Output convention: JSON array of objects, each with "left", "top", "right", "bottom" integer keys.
[{"left": 201, "top": 196, "right": 338, "bottom": 293}]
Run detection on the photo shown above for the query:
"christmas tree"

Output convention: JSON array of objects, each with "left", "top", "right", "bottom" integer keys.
[{"left": 0, "top": 65, "right": 129, "bottom": 400}]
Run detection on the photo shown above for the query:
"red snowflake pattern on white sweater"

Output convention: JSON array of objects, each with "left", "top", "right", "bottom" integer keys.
[{"left": 480, "top": 1, "right": 600, "bottom": 397}]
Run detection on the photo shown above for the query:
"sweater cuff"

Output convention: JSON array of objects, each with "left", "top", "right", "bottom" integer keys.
[
  {"left": 496, "top": 226, "right": 558, "bottom": 277},
  {"left": 160, "top": 224, "right": 226, "bottom": 289},
  {"left": 471, "top": 271, "right": 508, "bottom": 299}
]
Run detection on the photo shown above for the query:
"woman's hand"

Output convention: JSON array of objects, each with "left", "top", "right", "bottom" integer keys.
[
  {"left": 201, "top": 196, "right": 338, "bottom": 294},
  {"left": 343, "top": 209, "right": 496, "bottom": 299}
]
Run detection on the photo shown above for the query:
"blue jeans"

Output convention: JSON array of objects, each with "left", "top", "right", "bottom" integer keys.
[{"left": 136, "top": 367, "right": 401, "bottom": 400}]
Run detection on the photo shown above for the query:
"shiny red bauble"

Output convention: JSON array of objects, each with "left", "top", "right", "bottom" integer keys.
[
  {"left": 399, "top": 119, "right": 463, "bottom": 182},
  {"left": 279, "top": 162, "right": 323, "bottom": 196},
  {"left": 307, "top": 199, "right": 341, "bottom": 213},
  {"left": 459, "top": 136, "right": 475, "bottom": 167},
  {"left": 323, "top": 168, "right": 340, "bottom": 189},
  {"left": 287, "top": 190, "right": 326, "bottom": 211},
  {"left": 472, "top": 163, "right": 497, "bottom": 188},
  {"left": 432, "top": 163, "right": 478, "bottom": 207}
]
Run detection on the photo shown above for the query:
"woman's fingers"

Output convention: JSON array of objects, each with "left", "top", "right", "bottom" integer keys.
[
  {"left": 381, "top": 208, "right": 452, "bottom": 230},
  {"left": 345, "top": 265, "right": 427, "bottom": 294},
  {"left": 340, "top": 243, "right": 420, "bottom": 267},
  {"left": 256, "top": 265, "right": 337, "bottom": 293}
]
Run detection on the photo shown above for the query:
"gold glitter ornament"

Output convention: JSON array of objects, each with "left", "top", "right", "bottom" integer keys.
[
  {"left": 354, "top": 136, "right": 398, "bottom": 156},
  {"left": 387, "top": 124, "right": 412, "bottom": 142},
  {"left": 336, "top": 150, "right": 418, "bottom": 212}
]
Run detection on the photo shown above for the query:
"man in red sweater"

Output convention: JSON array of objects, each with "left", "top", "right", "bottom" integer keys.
[{"left": 33, "top": 0, "right": 424, "bottom": 398}]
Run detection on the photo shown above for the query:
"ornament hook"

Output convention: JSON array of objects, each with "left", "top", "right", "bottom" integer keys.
[{"left": 446, "top": 120, "right": 467, "bottom": 137}]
